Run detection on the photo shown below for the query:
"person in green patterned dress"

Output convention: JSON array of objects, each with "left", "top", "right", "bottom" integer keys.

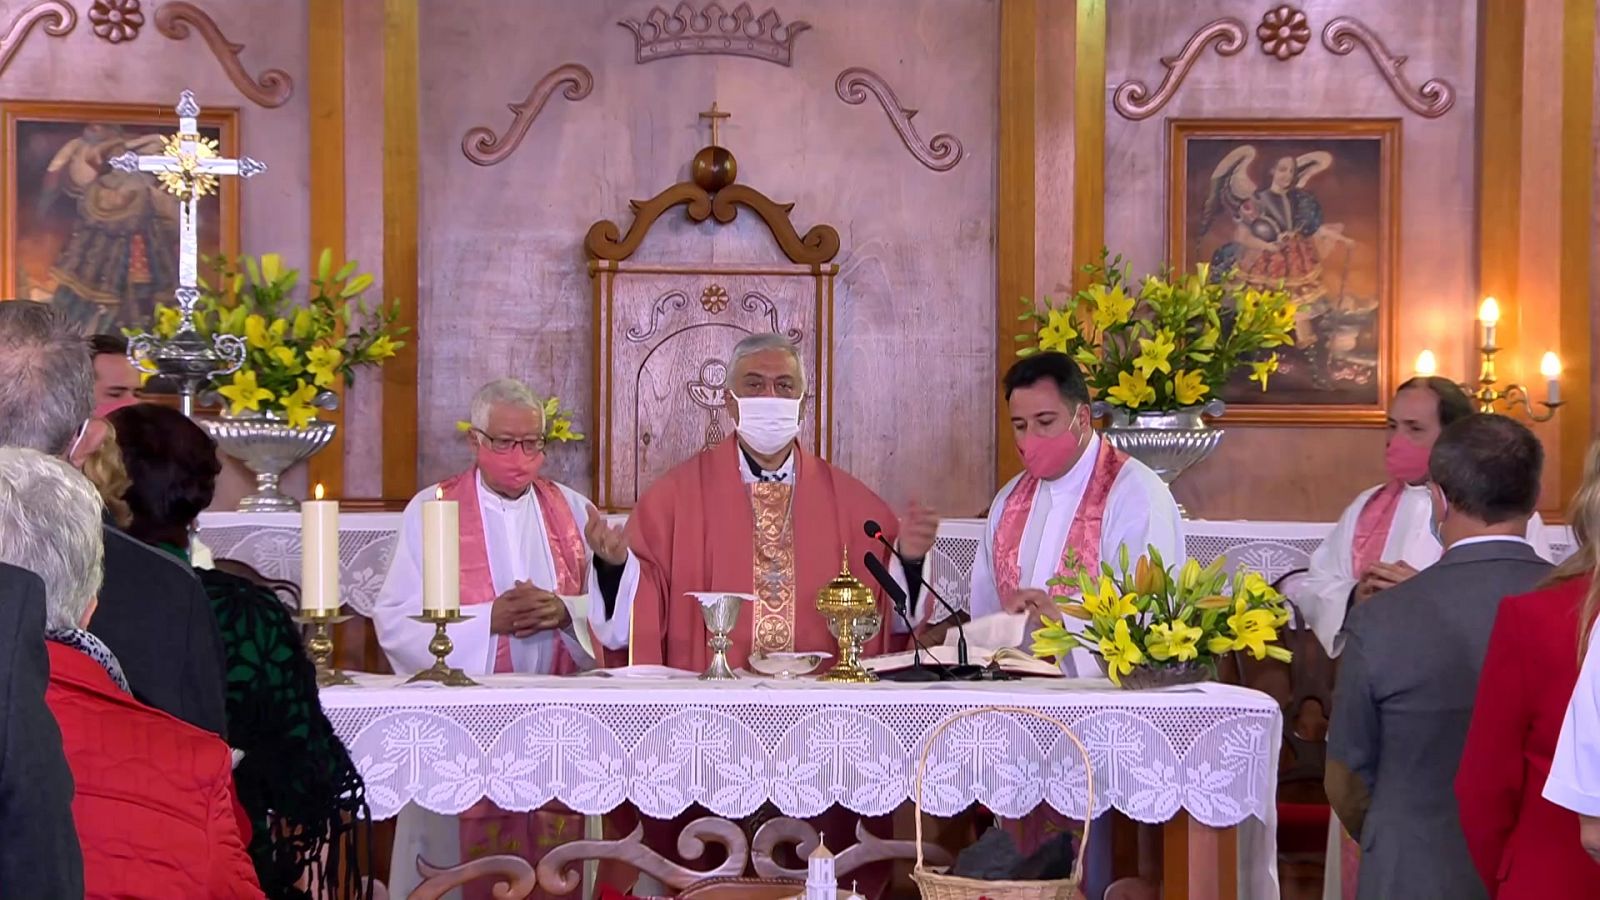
[{"left": 106, "top": 403, "right": 372, "bottom": 900}]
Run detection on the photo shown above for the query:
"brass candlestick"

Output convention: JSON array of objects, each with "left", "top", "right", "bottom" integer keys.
[
  {"left": 294, "top": 607, "right": 355, "bottom": 687},
  {"left": 815, "top": 553, "right": 881, "bottom": 683},
  {"left": 406, "top": 610, "right": 478, "bottom": 687}
]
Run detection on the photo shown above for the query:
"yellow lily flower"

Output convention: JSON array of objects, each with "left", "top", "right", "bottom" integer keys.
[
  {"left": 1225, "top": 596, "right": 1280, "bottom": 659},
  {"left": 306, "top": 345, "right": 344, "bottom": 389},
  {"left": 1099, "top": 620, "right": 1145, "bottom": 686},
  {"left": 278, "top": 379, "right": 319, "bottom": 429},
  {"left": 1178, "top": 558, "right": 1205, "bottom": 592},
  {"left": 1146, "top": 621, "right": 1203, "bottom": 662},
  {"left": 365, "top": 335, "right": 399, "bottom": 362},
  {"left": 1192, "top": 325, "right": 1220, "bottom": 351},
  {"left": 1249, "top": 356, "right": 1279, "bottom": 392},
  {"left": 291, "top": 308, "right": 317, "bottom": 341},
  {"left": 1107, "top": 370, "right": 1155, "bottom": 408},
  {"left": 1134, "top": 330, "right": 1176, "bottom": 377},
  {"left": 1132, "top": 556, "right": 1166, "bottom": 596},
  {"left": 244, "top": 314, "right": 287, "bottom": 350},
  {"left": 268, "top": 346, "right": 303, "bottom": 374},
  {"left": 1030, "top": 617, "right": 1081, "bottom": 663},
  {"left": 1081, "top": 575, "right": 1137, "bottom": 622},
  {"left": 1173, "top": 369, "right": 1209, "bottom": 406},
  {"left": 547, "top": 417, "right": 582, "bottom": 442},
  {"left": 1038, "top": 308, "right": 1078, "bottom": 353},
  {"left": 154, "top": 306, "right": 182, "bottom": 339},
  {"left": 217, "top": 370, "right": 273, "bottom": 415},
  {"left": 1088, "top": 283, "right": 1135, "bottom": 332}
]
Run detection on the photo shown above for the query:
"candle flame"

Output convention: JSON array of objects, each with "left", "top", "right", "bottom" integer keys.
[
  {"left": 1540, "top": 351, "right": 1562, "bottom": 379},
  {"left": 435, "top": 485, "right": 444, "bottom": 501},
  {"left": 1478, "top": 296, "right": 1500, "bottom": 325},
  {"left": 1413, "top": 350, "right": 1437, "bottom": 377},
  {"left": 314, "top": 483, "right": 325, "bottom": 501}
]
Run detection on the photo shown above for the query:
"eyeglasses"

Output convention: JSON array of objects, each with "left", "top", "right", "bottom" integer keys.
[{"left": 472, "top": 428, "right": 545, "bottom": 456}]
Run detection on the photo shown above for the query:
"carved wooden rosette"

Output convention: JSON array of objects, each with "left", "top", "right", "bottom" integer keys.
[
  {"left": 0, "top": 0, "right": 76, "bottom": 81},
  {"left": 154, "top": 2, "right": 293, "bottom": 108},
  {"left": 586, "top": 148, "right": 840, "bottom": 509}
]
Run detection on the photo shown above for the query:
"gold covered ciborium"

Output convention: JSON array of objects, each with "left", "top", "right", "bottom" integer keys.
[{"left": 816, "top": 552, "right": 882, "bottom": 683}]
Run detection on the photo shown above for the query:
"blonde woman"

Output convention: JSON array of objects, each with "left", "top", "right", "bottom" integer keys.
[{"left": 1456, "top": 441, "right": 1600, "bottom": 896}]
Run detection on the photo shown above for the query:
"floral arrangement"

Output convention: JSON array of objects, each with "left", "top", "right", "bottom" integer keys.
[
  {"left": 1015, "top": 254, "right": 1298, "bottom": 413},
  {"left": 453, "top": 396, "right": 585, "bottom": 444},
  {"left": 134, "top": 250, "right": 406, "bottom": 427},
  {"left": 1029, "top": 546, "right": 1293, "bottom": 686}
]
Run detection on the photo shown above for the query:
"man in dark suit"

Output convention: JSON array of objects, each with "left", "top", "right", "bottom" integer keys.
[
  {"left": 0, "top": 301, "right": 226, "bottom": 736},
  {"left": 0, "top": 563, "right": 84, "bottom": 895},
  {"left": 1327, "top": 413, "right": 1551, "bottom": 900}
]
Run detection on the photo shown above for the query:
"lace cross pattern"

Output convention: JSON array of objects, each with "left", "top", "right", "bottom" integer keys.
[{"left": 320, "top": 678, "right": 1281, "bottom": 828}]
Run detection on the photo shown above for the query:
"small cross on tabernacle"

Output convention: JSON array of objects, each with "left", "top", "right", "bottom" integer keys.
[{"left": 699, "top": 101, "right": 730, "bottom": 147}]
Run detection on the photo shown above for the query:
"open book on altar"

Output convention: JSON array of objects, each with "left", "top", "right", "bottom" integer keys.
[{"left": 864, "top": 612, "right": 1065, "bottom": 678}]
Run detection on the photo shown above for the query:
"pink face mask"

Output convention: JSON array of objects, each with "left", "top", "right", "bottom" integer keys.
[
  {"left": 1018, "top": 426, "right": 1084, "bottom": 480},
  {"left": 476, "top": 446, "right": 544, "bottom": 495},
  {"left": 1385, "top": 433, "right": 1432, "bottom": 484}
]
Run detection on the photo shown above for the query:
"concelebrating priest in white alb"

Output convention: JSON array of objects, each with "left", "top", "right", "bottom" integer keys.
[
  {"left": 955, "top": 351, "right": 1184, "bottom": 676},
  {"left": 373, "top": 377, "right": 637, "bottom": 900}
]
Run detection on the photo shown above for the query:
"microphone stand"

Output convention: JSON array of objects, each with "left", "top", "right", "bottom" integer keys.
[
  {"left": 867, "top": 528, "right": 973, "bottom": 671},
  {"left": 863, "top": 553, "right": 947, "bottom": 682}
]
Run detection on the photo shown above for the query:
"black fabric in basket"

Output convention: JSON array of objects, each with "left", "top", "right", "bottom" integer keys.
[{"left": 952, "top": 828, "right": 1077, "bottom": 882}]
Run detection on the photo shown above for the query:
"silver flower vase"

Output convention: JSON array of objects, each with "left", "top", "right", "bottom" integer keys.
[
  {"left": 201, "top": 392, "right": 338, "bottom": 512},
  {"left": 1095, "top": 399, "right": 1225, "bottom": 511}
]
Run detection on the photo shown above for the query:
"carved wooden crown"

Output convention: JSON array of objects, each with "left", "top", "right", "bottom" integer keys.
[{"left": 619, "top": 2, "right": 811, "bottom": 67}]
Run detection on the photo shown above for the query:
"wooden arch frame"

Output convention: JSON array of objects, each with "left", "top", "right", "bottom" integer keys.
[{"left": 585, "top": 181, "right": 841, "bottom": 266}]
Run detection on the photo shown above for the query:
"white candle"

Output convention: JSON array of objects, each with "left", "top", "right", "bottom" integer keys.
[
  {"left": 422, "top": 486, "right": 460, "bottom": 612},
  {"left": 1413, "top": 350, "right": 1437, "bottom": 377},
  {"left": 300, "top": 483, "right": 340, "bottom": 612},
  {"left": 1541, "top": 351, "right": 1562, "bottom": 406},
  {"left": 1478, "top": 296, "right": 1500, "bottom": 349}
]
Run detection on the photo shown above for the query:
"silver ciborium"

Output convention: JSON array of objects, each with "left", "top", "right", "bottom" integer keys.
[{"left": 688, "top": 592, "right": 753, "bottom": 681}]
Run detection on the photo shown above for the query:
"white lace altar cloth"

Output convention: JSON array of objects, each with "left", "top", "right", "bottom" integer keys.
[
  {"left": 320, "top": 675, "right": 1282, "bottom": 832},
  {"left": 199, "top": 512, "right": 1575, "bottom": 619}
]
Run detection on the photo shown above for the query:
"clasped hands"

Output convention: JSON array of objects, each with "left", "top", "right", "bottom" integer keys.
[{"left": 490, "top": 581, "right": 571, "bottom": 637}]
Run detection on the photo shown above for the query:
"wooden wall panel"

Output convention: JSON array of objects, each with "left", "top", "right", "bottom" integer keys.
[
  {"left": 1103, "top": 0, "right": 1479, "bottom": 520},
  {"left": 380, "top": 0, "right": 420, "bottom": 498},
  {"left": 415, "top": 0, "right": 999, "bottom": 514}
]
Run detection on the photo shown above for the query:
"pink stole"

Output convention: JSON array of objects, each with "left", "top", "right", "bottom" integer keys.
[
  {"left": 992, "top": 441, "right": 1129, "bottom": 601},
  {"left": 439, "top": 468, "right": 597, "bottom": 900},
  {"left": 1350, "top": 482, "right": 1405, "bottom": 579}
]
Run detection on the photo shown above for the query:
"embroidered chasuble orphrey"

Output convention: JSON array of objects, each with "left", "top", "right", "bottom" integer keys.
[{"left": 751, "top": 481, "right": 798, "bottom": 653}]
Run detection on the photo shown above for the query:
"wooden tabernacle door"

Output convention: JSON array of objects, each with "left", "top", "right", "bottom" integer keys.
[{"left": 586, "top": 115, "right": 840, "bottom": 509}]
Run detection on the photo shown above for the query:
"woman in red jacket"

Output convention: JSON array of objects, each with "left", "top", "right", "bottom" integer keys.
[{"left": 1455, "top": 443, "right": 1600, "bottom": 898}]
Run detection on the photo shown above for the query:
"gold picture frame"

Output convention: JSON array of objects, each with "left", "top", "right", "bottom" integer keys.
[
  {"left": 1169, "top": 118, "right": 1400, "bottom": 426},
  {"left": 1, "top": 99, "right": 242, "bottom": 334}
]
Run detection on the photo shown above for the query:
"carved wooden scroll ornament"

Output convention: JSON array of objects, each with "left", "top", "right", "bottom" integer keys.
[
  {"left": 1112, "top": 18, "right": 1247, "bottom": 121},
  {"left": 1322, "top": 16, "right": 1456, "bottom": 118},
  {"left": 0, "top": 0, "right": 76, "bottom": 80},
  {"left": 835, "top": 67, "right": 964, "bottom": 172},
  {"left": 154, "top": 2, "right": 293, "bottom": 108},
  {"left": 539, "top": 818, "right": 749, "bottom": 894},
  {"left": 586, "top": 181, "right": 839, "bottom": 265},
  {"left": 462, "top": 63, "right": 595, "bottom": 167}
]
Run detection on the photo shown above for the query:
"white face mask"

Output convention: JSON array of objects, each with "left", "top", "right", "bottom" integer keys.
[{"left": 732, "top": 396, "right": 801, "bottom": 456}]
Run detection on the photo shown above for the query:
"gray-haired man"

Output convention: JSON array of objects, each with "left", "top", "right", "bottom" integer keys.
[{"left": 0, "top": 300, "right": 226, "bottom": 736}]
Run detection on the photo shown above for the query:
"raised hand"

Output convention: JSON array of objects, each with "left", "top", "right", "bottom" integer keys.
[
  {"left": 584, "top": 504, "right": 630, "bottom": 566},
  {"left": 899, "top": 499, "right": 940, "bottom": 562}
]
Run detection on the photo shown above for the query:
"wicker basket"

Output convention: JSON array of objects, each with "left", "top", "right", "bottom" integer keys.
[{"left": 910, "top": 706, "right": 1094, "bottom": 900}]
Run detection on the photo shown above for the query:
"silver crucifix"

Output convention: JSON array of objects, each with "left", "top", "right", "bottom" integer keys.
[{"left": 111, "top": 90, "right": 267, "bottom": 416}]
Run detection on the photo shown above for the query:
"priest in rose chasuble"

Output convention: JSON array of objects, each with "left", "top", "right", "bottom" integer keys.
[
  {"left": 374, "top": 378, "right": 638, "bottom": 900},
  {"left": 598, "top": 332, "right": 941, "bottom": 668},
  {"left": 955, "top": 352, "right": 1182, "bottom": 677}
]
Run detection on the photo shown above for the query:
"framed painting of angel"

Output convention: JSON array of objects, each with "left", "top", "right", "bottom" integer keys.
[
  {"left": 0, "top": 100, "right": 241, "bottom": 336},
  {"left": 1169, "top": 119, "right": 1399, "bottom": 424}
]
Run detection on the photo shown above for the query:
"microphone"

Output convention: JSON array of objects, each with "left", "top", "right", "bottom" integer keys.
[
  {"left": 862, "top": 552, "right": 946, "bottom": 682},
  {"left": 863, "top": 519, "right": 972, "bottom": 669}
]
